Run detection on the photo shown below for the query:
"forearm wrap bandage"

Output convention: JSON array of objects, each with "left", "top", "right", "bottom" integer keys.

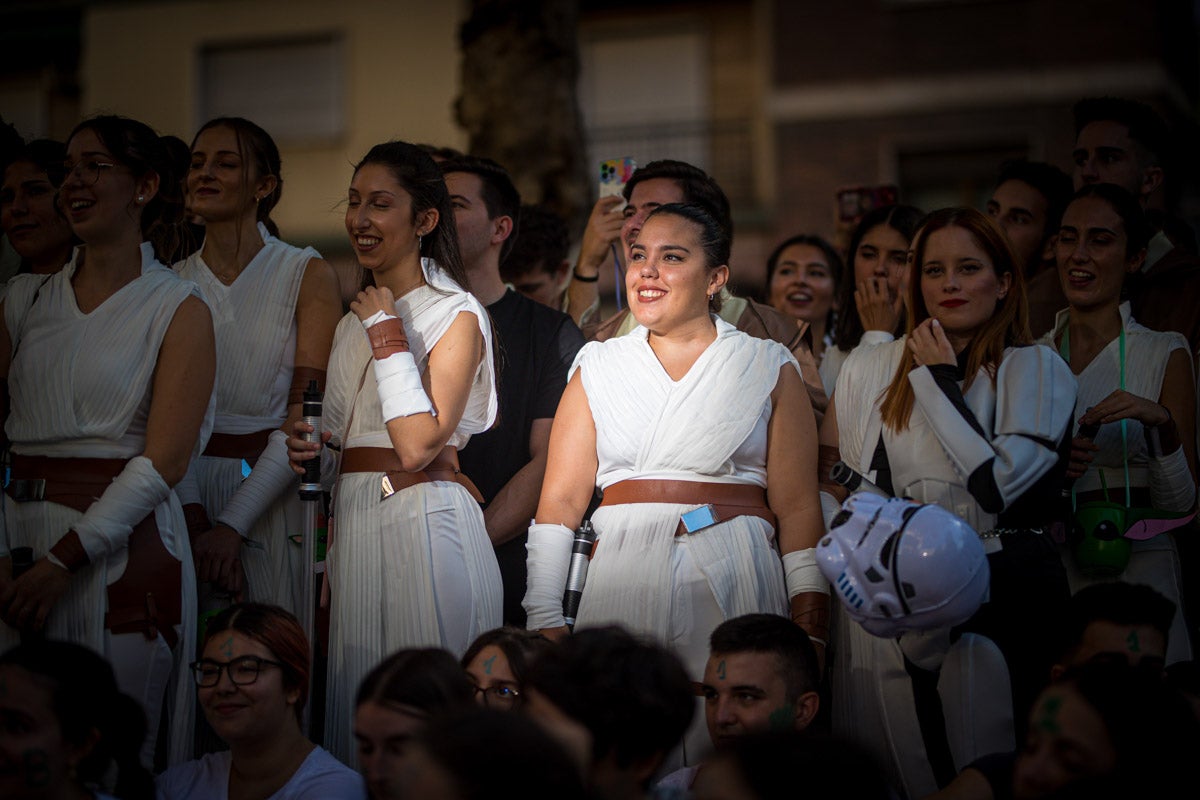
[
  {"left": 364, "top": 314, "right": 410, "bottom": 359},
  {"left": 215, "top": 430, "right": 297, "bottom": 536},
  {"left": 1148, "top": 445, "right": 1196, "bottom": 513},
  {"left": 782, "top": 547, "right": 829, "bottom": 597},
  {"left": 523, "top": 522, "right": 573, "bottom": 630},
  {"left": 362, "top": 311, "right": 434, "bottom": 422},
  {"left": 66, "top": 455, "right": 171, "bottom": 563}
]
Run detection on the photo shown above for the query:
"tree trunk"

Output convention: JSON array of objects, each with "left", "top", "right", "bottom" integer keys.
[{"left": 456, "top": 0, "right": 590, "bottom": 233}]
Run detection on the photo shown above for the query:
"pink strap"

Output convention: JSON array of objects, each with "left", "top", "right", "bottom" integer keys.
[{"left": 1124, "top": 512, "right": 1196, "bottom": 541}]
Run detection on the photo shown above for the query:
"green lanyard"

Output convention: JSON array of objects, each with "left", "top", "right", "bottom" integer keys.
[{"left": 1060, "top": 321, "right": 1131, "bottom": 509}]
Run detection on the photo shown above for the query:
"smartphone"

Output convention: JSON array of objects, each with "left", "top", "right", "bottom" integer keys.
[
  {"left": 680, "top": 504, "right": 721, "bottom": 534},
  {"left": 836, "top": 184, "right": 900, "bottom": 223},
  {"left": 599, "top": 157, "right": 637, "bottom": 210}
]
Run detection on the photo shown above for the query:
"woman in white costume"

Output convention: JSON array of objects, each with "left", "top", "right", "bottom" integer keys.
[
  {"left": 820, "top": 207, "right": 1077, "bottom": 798},
  {"left": 0, "top": 115, "right": 216, "bottom": 766},
  {"left": 287, "top": 141, "right": 500, "bottom": 764},
  {"left": 176, "top": 117, "right": 340, "bottom": 615},
  {"left": 524, "top": 202, "right": 827, "bottom": 766},
  {"left": 1041, "top": 183, "right": 1196, "bottom": 664}
]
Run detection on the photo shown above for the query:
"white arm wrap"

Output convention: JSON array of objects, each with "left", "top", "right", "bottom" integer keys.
[
  {"left": 782, "top": 547, "right": 829, "bottom": 597},
  {"left": 374, "top": 351, "right": 434, "bottom": 422},
  {"left": 1148, "top": 446, "right": 1197, "bottom": 513},
  {"left": 523, "top": 522, "right": 573, "bottom": 630},
  {"left": 361, "top": 310, "right": 394, "bottom": 329},
  {"left": 174, "top": 461, "right": 202, "bottom": 507},
  {"left": 215, "top": 430, "right": 297, "bottom": 536},
  {"left": 72, "top": 455, "right": 171, "bottom": 562}
]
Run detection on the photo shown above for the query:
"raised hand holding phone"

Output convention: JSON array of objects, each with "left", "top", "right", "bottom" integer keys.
[{"left": 568, "top": 157, "right": 636, "bottom": 323}]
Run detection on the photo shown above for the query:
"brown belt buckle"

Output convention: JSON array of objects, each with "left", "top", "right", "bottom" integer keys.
[{"left": 8, "top": 478, "right": 46, "bottom": 502}]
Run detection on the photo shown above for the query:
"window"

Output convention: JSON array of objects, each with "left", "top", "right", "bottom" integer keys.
[{"left": 198, "top": 35, "right": 345, "bottom": 145}]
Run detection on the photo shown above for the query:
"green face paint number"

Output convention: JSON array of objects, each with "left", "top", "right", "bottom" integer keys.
[
  {"left": 483, "top": 654, "right": 496, "bottom": 676},
  {"left": 222, "top": 635, "right": 235, "bottom": 659},
  {"left": 716, "top": 659, "right": 726, "bottom": 681},
  {"left": 1126, "top": 629, "right": 1141, "bottom": 653}
]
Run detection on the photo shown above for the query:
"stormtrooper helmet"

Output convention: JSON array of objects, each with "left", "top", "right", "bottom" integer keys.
[{"left": 816, "top": 494, "right": 989, "bottom": 638}]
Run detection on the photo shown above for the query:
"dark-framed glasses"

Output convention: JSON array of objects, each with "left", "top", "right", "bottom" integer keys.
[
  {"left": 190, "top": 655, "right": 283, "bottom": 687},
  {"left": 63, "top": 159, "right": 117, "bottom": 187},
  {"left": 473, "top": 683, "right": 521, "bottom": 707}
]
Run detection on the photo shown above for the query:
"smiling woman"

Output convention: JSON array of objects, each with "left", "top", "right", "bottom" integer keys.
[
  {"left": 0, "top": 139, "right": 76, "bottom": 278},
  {"left": 524, "top": 202, "right": 826, "bottom": 768},
  {"left": 174, "top": 117, "right": 340, "bottom": 624},
  {"left": 1039, "top": 183, "right": 1197, "bottom": 665},
  {"left": 285, "top": 140, "right": 501, "bottom": 766},
  {"left": 0, "top": 114, "right": 216, "bottom": 768},
  {"left": 156, "top": 603, "right": 364, "bottom": 799}
]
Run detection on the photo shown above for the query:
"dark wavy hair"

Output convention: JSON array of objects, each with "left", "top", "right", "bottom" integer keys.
[
  {"left": 67, "top": 115, "right": 185, "bottom": 262},
  {"left": 192, "top": 116, "right": 283, "bottom": 237},
  {"left": 832, "top": 204, "right": 924, "bottom": 349},
  {"left": 1, "top": 640, "right": 153, "bottom": 800},
  {"left": 352, "top": 140, "right": 468, "bottom": 292},
  {"left": 202, "top": 603, "right": 311, "bottom": 723}
]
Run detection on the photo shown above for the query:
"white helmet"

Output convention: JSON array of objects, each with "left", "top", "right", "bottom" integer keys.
[{"left": 816, "top": 494, "right": 990, "bottom": 638}]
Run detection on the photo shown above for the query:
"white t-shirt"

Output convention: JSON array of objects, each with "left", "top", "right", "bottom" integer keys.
[{"left": 155, "top": 746, "right": 365, "bottom": 800}]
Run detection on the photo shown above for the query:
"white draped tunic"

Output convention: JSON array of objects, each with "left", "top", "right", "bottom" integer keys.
[
  {"left": 571, "top": 318, "right": 794, "bottom": 665},
  {"left": 1, "top": 242, "right": 212, "bottom": 764},
  {"left": 321, "top": 260, "right": 500, "bottom": 764},
  {"left": 1039, "top": 303, "right": 1194, "bottom": 663},
  {"left": 176, "top": 225, "right": 316, "bottom": 611}
]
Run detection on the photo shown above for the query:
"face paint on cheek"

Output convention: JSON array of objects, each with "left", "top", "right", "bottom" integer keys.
[
  {"left": 1035, "top": 695, "right": 1063, "bottom": 734},
  {"left": 483, "top": 655, "right": 496, "bottom": 676},
  {"left": 767, "top": 705, "right": 795, "bottom": 731},
  {"left": 1126, "top": 629, "right": 1141, "bottom": 653},
  {"left": 222, "top": 635, "right": 235, "bottom": 659},
  {"left": 717, "top": 659, "right": 726, "bottom": 681}
]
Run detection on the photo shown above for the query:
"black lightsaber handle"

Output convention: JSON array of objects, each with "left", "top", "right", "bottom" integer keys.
[
  {"left": 830, "top": 461, "right": 890, "bottom": 497},
  {"left": 562, "top": 521, "right": 596, "bottom": 628}
]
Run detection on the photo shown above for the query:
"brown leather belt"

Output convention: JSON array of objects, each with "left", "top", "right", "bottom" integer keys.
[
  {"left": 599, "top": 479, "right": 776, "bottom": 536},
  {"left": 203, "top": 429, "right": 273, "bottom": 462},
  {"left": 340, "top": 445, "right": 484, "bottom": 503},
  {"left": 5, "top": 454, "right": 182, "bottom": 648}
]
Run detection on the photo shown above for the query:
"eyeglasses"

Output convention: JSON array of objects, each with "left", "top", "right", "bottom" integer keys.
[
  {"left": 63, "top": 160, "right": 117, "bottom": 187},
  {"left": 190, "top": 656, "right": 284, "bottom": 687},
  {"left": 473, "top": 683, "right": 521, "bottom": 707}
]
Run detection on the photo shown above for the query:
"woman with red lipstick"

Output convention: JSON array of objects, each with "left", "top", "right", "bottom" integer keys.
[
  {"left": 287, "top": 141, "right": 500, "bottom": 765},
  {"left": 0, "top": 115, "right": 216, "bottom": 766},
  {"left": 159, "top": 603, "right": 364, "bottom": 799},
  {"left": 766, "top": 234, "right": 843, "bottom": 367},
  {"left": 0, "top": 139, "right": 76, "bottom": 281},
  {"left": 175, "top": 117, "right": 340, "bottom": 618},
  {"left": 820, "top": 207, "right": 1077, "bottom": 798},
  {"left": 524, "top": 202, "right": 825, "bottom": 767},
  {"left": 1040, "top": 183, "right": 1196, "bottom": 664}
]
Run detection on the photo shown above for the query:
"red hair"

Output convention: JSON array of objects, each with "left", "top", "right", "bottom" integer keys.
[{"left": 879, "top": 207, "right": 1031, "bottom": 432}]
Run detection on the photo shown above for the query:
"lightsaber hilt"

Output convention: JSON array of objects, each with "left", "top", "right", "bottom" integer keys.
[
  {"left": 830, "top": 460, "right": 890, "bottom": 497},
  {"left": 562, "top": 519, "right": 596, "bottom": 629},
  {"left": 299, "top": 379, "right": 323, "bottom": 500}
]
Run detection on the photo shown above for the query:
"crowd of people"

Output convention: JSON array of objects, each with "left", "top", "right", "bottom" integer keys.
[{"left": 0, "top": 92, "right": 1199, "bottom": 800}]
